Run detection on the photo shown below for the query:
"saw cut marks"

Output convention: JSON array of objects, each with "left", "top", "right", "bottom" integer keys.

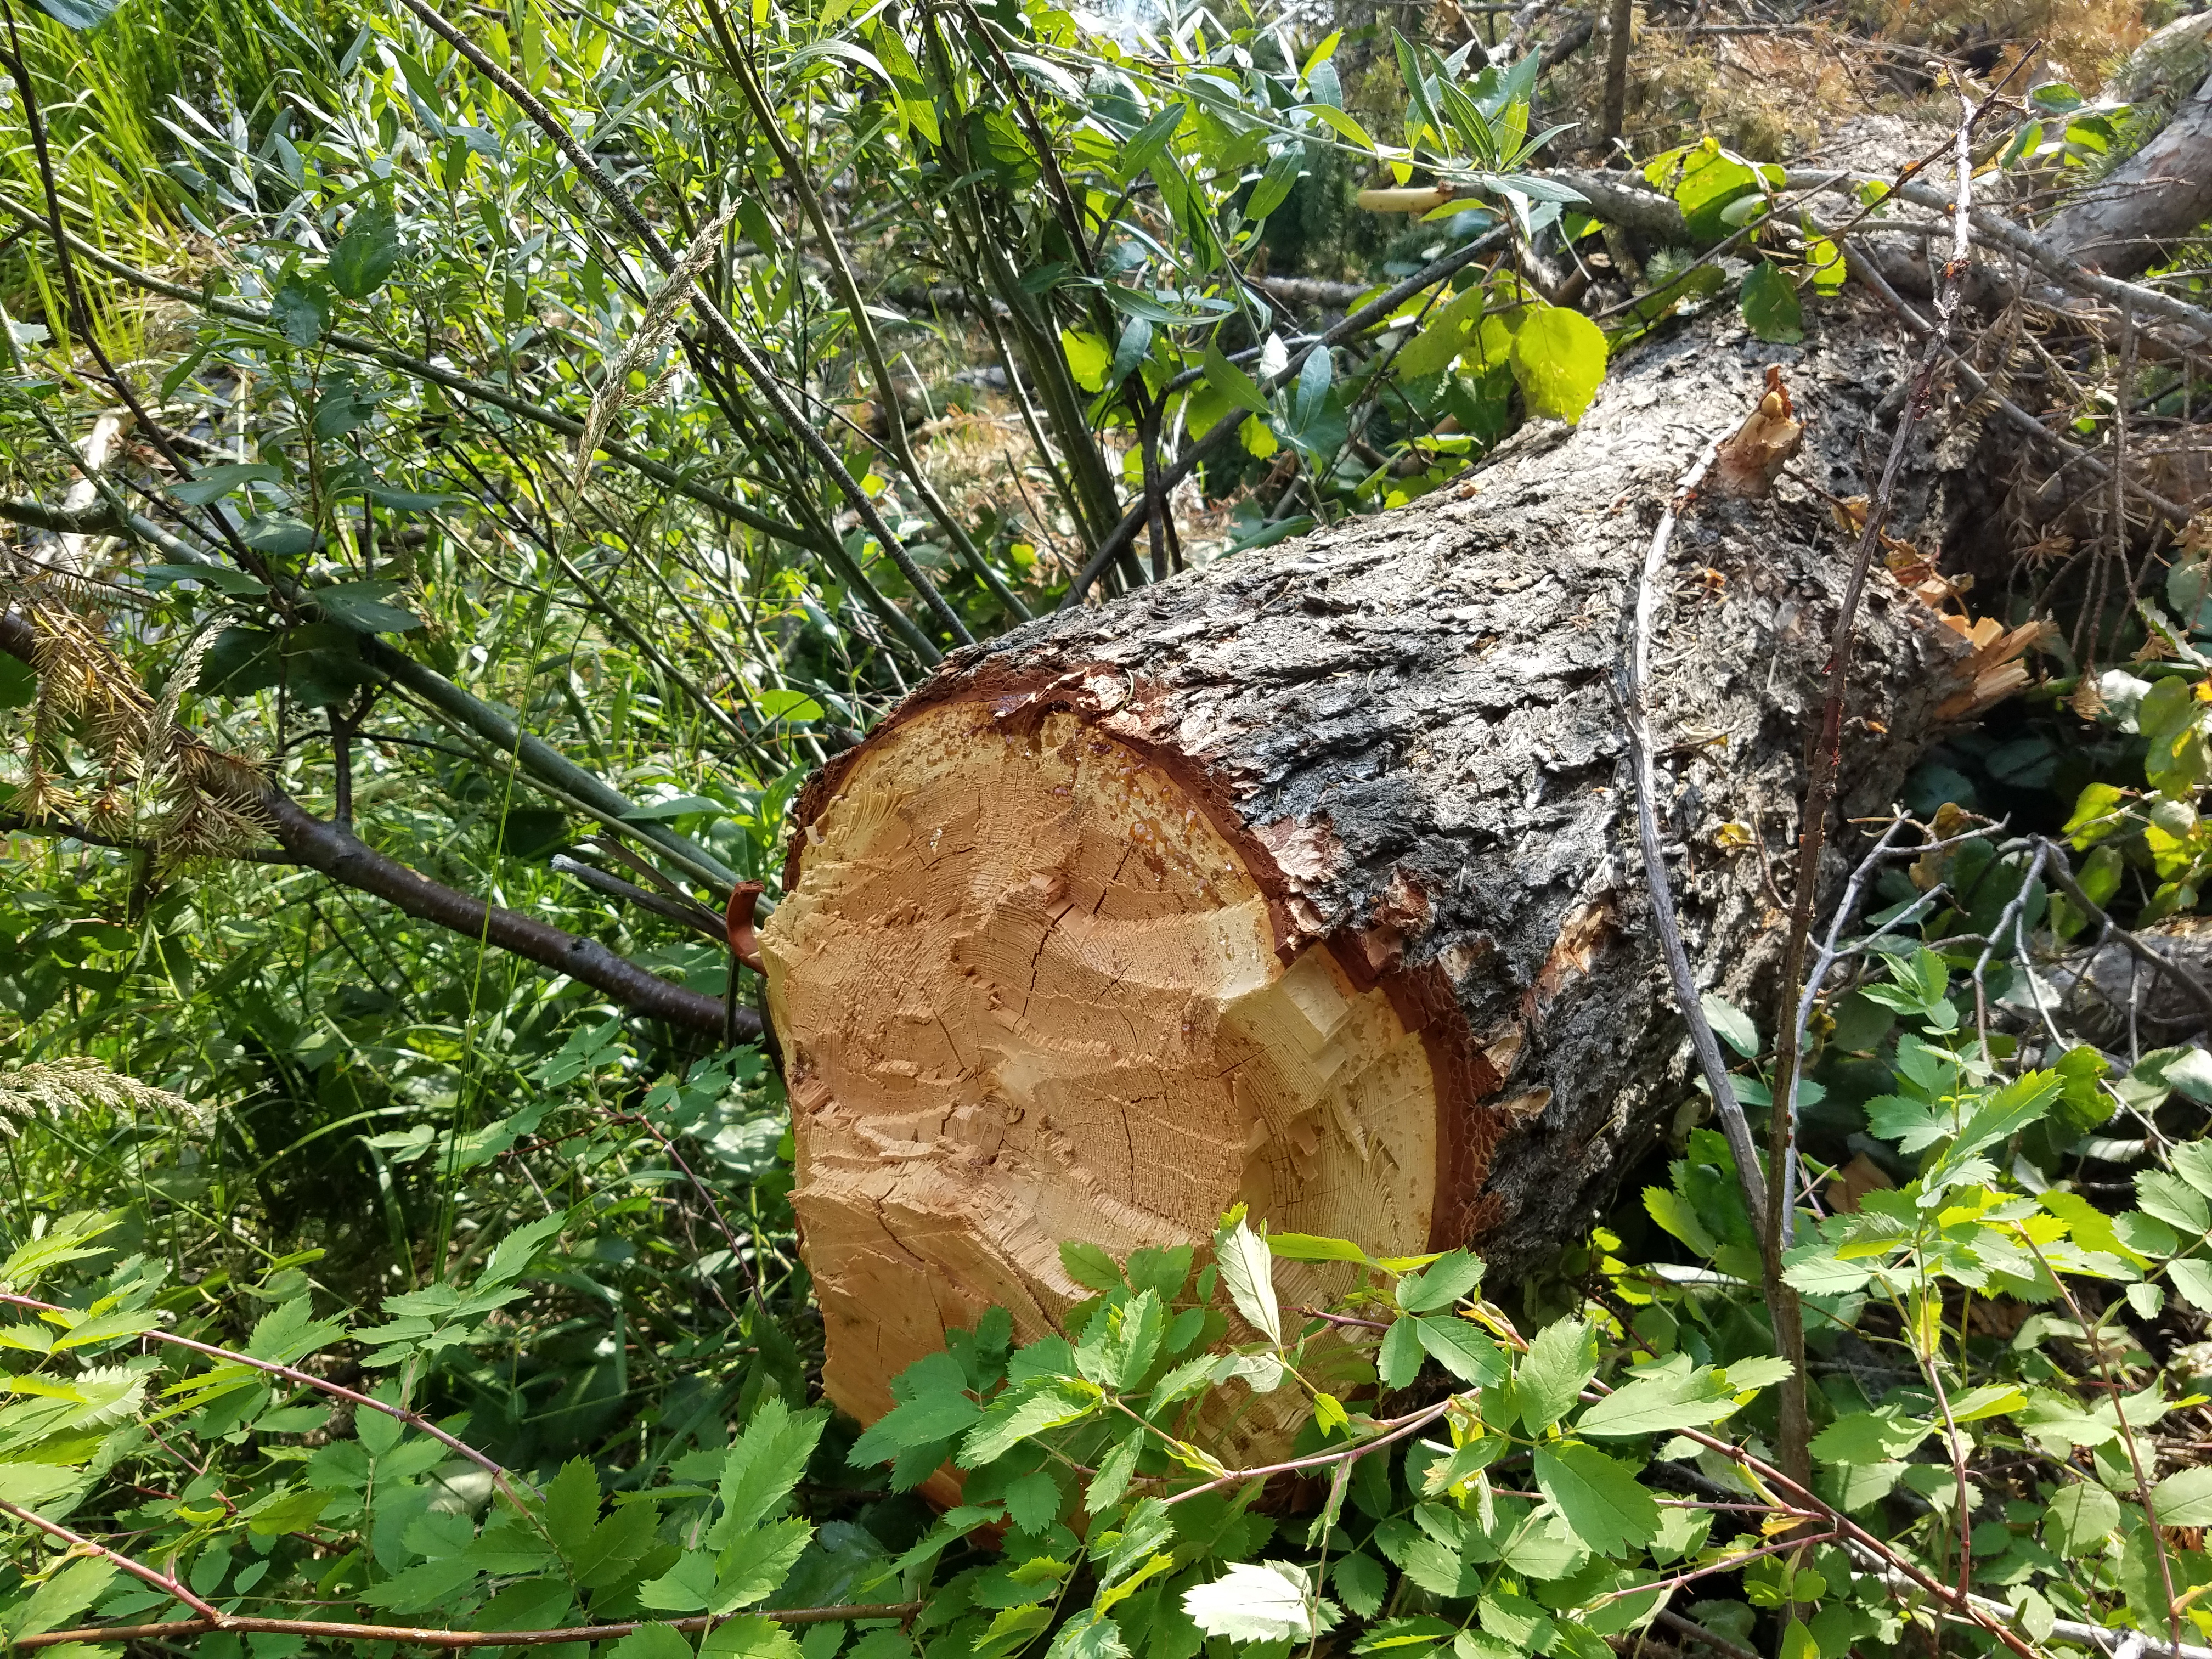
[{"left": 761, "top": 697, "right": 1441, "bottom": 1430}]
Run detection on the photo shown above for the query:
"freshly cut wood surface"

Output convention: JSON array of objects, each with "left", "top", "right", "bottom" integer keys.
[
  {"left": 765, "top": 314, "right": 1989, "bottom": 1443},
  {"left": 762, "top": 697, "right": 1448, "bottom": 1434}
]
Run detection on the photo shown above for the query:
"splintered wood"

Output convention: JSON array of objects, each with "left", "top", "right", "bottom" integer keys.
[{"left": 760, "top": 699, "right": 1442, "bottom": 1434}]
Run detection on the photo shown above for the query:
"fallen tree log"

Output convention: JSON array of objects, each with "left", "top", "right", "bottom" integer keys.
[{"left": 760, "top": 311, "right": 1993, "bottom": 1437}]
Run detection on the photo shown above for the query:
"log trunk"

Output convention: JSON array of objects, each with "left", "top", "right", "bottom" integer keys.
[{"left": 761, "top": 311, "right": 1990, "bottom": 1438}]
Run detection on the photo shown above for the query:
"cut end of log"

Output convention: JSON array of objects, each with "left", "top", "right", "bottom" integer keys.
[{"left": 761, "top": 691, "right": 1466, "bottom": 1432}]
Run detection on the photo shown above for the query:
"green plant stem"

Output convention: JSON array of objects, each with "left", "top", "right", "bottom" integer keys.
[
  {"left": 396, "top": 0, "right": 972, "bottom": 651},
  {"left": 10, "top": 1604, "right": 927, "bottom": 1651},
  {"left": 708, "top": 16, "right": 1030, "bottom": 623}
]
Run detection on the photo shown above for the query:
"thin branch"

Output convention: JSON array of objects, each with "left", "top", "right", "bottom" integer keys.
[
  {"left": 0, "top": 1499, "right": 224, "bottom": 1622},
  {"left": 396, "top": 0, "right": 967, "bottom": 656},
  {"left": 1617, "top": 430, "right": 1768, "bottom": 1236},
  {"left": 9, "top": 1604, "right": 926, "bottom": 1651}
]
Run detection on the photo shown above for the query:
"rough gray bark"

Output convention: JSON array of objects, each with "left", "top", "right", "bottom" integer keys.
[
  {"left": 2047, "top": 64, "right": 2212, "bottom": 277},
  {"left": 776, "top": 305, "right": 1983, "bottom": 1302}
]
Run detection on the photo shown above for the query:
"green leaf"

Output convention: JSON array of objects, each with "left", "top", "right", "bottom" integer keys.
[
  {"left": 1005, "top": 1469, "right": 1063, "bottom": 1534},
  {"left": 960, "top": 1377, "right": 1102, "bottom": 1466},
  {"left": 1334, "top": 1551, "right": 1388, "bottom": 1618},
  {"left": 328, "top": 204, "right": 403, "bottom": 301},
  {"left": 1517, "top": 1318, "right": 1598, "bottom": 1434},
  {"left": 1105, "top": 315, "right": 1153, "bottom": 392},
  {"left": 1245, "top": 145, "right": 1304, "bottom": 224},
  {"left": 712, "top": 1515, "right": 813, "bottom": 1611},
  {"left": 637, "top": 1550, "right": 719, "bottom": 1613},
  {"left": 606, "top": 1623, "right": 695, "bottom": 1659},
  {"left": 1576, "top": 1368, "right": 1740, "bottom": 1438},
  {"left": 1062, "top": 329, "right": 1111, "bottom": 392},
  {"left": 1397, "top": 1249, "right": 1483, "bottom": 1313},
  {"left": 2169, "top": 1257, "right": 2212, "bottom": 1313},
  {"left": 1086, "top": 1429, "right": 1143, "bottom": 1515},
  {"left": 27, "top": 0, "right": 119, "bottom": 27},
  {"left": 849, "top": 1388, "right": 979, "bottom": 1468},
  {"left": 5, "top": 1558, "right": 115, "bottom": 1641},
  {"left": 1293, "top": 346, "right": 1334, "bottom": 433},
  {"left": 313, "top": 580, "right": 422, "bottom": 635},
  {"left": 1377, "top": 1315, "right": 1424, "bottom": 1391},
  {"left": 1532, "top": 1442, "right": 1660, "bottom": 1554},
  {"left": 1059, "top": 1241, "right": 1123, "bottom": 1293},
  {"left": 1201, "top": 346, "right": 1272, "bottom": 420},
  {"left": 1214, "top": 1217, "right": 1282, "bottom": 1345},
  {"left": 357, "top": 1553, "right": 481, "bottom": 1612},
  {"left": 1739, "top": 261, "right": 1804, "bottom": 343},
  {"left": 700, "top": 1616, "right": 804, "bottom": 1659},
  {"left": 1700, "top": 994, "right": 1758, "bottom": 1058},
  {"left": 1644, "top": 1187, "right": 1718, "bottom": 1258},
  {"left": 1809, "top": 1410, "right": 1931, "bottom": 1465},
  {"left": 1414, "top": 1317, "right": 1507, "bottom": 1386},
  {"left": 1256, "top": 1234, "right": 1372, "bottom": 1272},
  {"left": 476, "top": 1577, "right": 575, "bottom": 1633},
  {"left": 544, "top": 1457, "right": 603, "bottom": 1561},
  {"left": 2151, "top": 1464, "right": 2212, "bottom": 1526},
  {"left": 2043, "top": 1482, "right": 2121, "bottom": 1556},
  {"left": 1079, "top": 1289, "right": 1165, "bottom": 1391},
  {"left": 1182, "top": 1559, "right": 1327, "bottom": 1643},
  {"left": 710, "top": 1398, "right": 827, "bottom": 1544},
  {"left": 170, "top": 463, "right": 283, "bottom": 507},
  {"left": 270, "top": 277, "right": 332, "bottom": 347},
  {"left": 1509, "top": 306, "right": 1606, "bottom": 424},
  {"left": 754, "top": 689, "right": 823, "bottom": 723}
]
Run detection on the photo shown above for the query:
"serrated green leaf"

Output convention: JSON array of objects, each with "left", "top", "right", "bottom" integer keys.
[
  {"left": 1532, "top": 1442, "right": 1658, "bottom": 1554},
  {"left": 960, "top": 1377, "right": 1102, "bottom": 1466},
  {"left": 1517, "top": 1318, "right": 1598, "bottom": 1434}
]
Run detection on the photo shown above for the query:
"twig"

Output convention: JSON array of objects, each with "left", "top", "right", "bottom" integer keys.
[
  {"left": 1763, "top": 87, "right": 1996, "bottom": 1491},
  {"left": 0, "top": 1288, "right": 537, "bottom": 1510},
  {"left": 395, "top": 0, "right": 966, "bottom": 658},
  {"left": 1655, "top": 1608, "right": 1760, "bottom": 1659},
  {"left": 1616, "top": 431, "right": 1769, "bottom": 1239},
  {"left": 8, "top": 1604, "right": 926, "bottom": 1650},
  {"left": 2037, "top": 835, "right": 2212, "bottom": 1029},
  {"left": 0, "top": 1500, "right": 224, "bottom": 1622},
  {"left": 551, "top": 854, "right": 724, "bottom": 939}
]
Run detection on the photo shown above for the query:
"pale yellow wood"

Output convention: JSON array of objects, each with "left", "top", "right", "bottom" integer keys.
[{"left": 762, "top": 699, "right": 1442, "bottom": 1439}]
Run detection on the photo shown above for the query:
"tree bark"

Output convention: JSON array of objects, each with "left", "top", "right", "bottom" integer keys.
[
  {"left": 761, "top": 309, "right": 1991, "bottom": 1436},
  {"left": 2045, "top": 65, "right": 2212, "bottom": 278}
]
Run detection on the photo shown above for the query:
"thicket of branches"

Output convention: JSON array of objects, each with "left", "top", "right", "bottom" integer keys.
[{"left": 3, "top": 0, "right": 2212, "bottom": 1652}]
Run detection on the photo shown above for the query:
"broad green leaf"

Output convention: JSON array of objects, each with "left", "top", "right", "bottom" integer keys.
[
  {"left": 1201, "top": 346, "right": 1273, "bottom": 419},
  {"left": 2169, "top": 1257, "right": 2212, "bottom": 1313},
  {"left": 1414, "top": 1316, "right": 1506, "bottom": 1387},
  {"left": 1576, "top": 1368, "right": 1739, "bottom": 1438},
  {"left": 712, "top": 1515, "right": 813, "bottom": 1611},
  {"left": 2043, "top": 1482, "right": 2121, "bottom": 1555},
  {"left": 1809, "top": 1410, "right": 1931, "bottom": 1465},
  {"left": 1079, "top": 1288, "right": 1165, "bottom": 1391},
  {"left": 710, "top": 1397, "right": 828, "bottom": 1543},
  {"left": 5, "top": 1557, "right": 116, "bottom": 1641},
  {"left": 607, "top": 1623, "right": 695, "bottom": 1659},
  {"left": 701, "top": 1616, "right": 804, "bottom": 1659},
  {"left": 1396, "top": 1248, "right": 1483, "bottom": 1313},
  {"left": 1509, "top": 306, "right": 1606, "bottom": 424},
  {"left": 1739, "top": 261, "right": 1804, "bottom": 343},
  {"left": 27, "top": 0, "right": 120, "bottom": 27},
  {"left": 313, "top": 580, "right": 422, "bottom": 635},
  {"left": 960, "top": 1377, "right": 1102, "bottom": 1466},
  {"left": 543, "top": 1457, "right": 603, "bottom": 1561},
  {"left": 1378, "top": 1315, "right": 1424, "bottom": 1390},
  {"left": 1182, "top": 1559, "right": 1326, "bottom": 1643},
  {"left": 1516, "top": 1318, "right": 1598, "bottom": 1434},
  {"left": 328, "top": 204, "right": 403, "bottom": 300},
  {"left": 1532, "top": 1442, "right": 1659, "bottom": 1554},
  {"left": 2151, "top": 1464, "right": 2212, "bottom": 1526},
  {"left": 1699, "top": 994, "right": 1758, "bottom": 1058},
  {"left": 1333, "top": 1551, "right": 1388, "bottom": 1618},
  {"left": 1214, "top": 1217, "right": 1282, "bottom": 1345},
  {"left": 849, "top": 1387, "right": 979, "bottom": 1468}
]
